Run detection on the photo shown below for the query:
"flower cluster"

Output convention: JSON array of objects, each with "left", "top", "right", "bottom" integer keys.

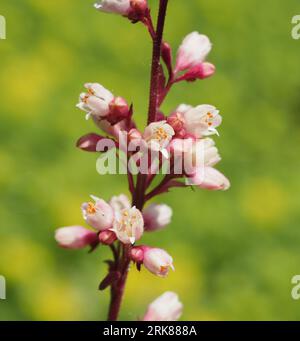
[{"left": 55, "top": 0, "right": 230, "bottom": 321}]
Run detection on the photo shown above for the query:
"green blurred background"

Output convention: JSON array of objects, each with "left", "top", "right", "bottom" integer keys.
[{"left": 0, "top": 0, "right": 300, "bottom": 320}]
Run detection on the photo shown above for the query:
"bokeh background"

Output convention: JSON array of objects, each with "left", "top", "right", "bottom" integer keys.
[{"left": 0, "top": 0, "right": 300, "bottom": 320}]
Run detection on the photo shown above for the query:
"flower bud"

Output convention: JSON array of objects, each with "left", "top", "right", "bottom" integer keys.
[
  {"left": 107, "top": 96, "right": 130, "bottom": 125},
  {"left": 143, "top": 248, "right": 174, "bottom": 277},
  {"left": 178, "top": 62, "right": 215, "bottom": 82},
  {"left": 76, "top": 133, "right": 105, "bottom": 152},
  {"left": 175, "top": 32, "right": 212, "bottom": 73},
  {"left": 99, "top": 230, "right": 117, "bottom": 245},
  {"left": 94, "top": 0, "right": 131, "bottom": 15},
  {"left": 112, "top": 206, "right": 144, "bottom": 244},
  {"left": 167, "top": 112, "right": 185, "bottom": 137},
  {"left": 130, "top": 246, "right": 145, "bottom": 263},
  {"left": 143, "top": 292, "right": 183, "bottom": 321},
  {"left": 143, "top": 204, "right": 172, "bottom": 231},
  {"left": 55, "top": 226, "right": 98, "bottom": 249},
  {"left": 81, "top": 195, "right": 114, "bottom": 231}
]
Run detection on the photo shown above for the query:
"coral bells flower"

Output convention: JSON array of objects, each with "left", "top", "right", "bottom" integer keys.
[
  {"left": 143, "top": 247, "right": 174, "bottom": 277},
  {"left": 143, "top": 292, "right": 183, "bottom": 321},
  {"left": 77, "top": 83, "right": 129, "bottom": 124},
  {"left": 81, "top": 195, "right": 114, "bottom": 231},
  {"left": 143, "top": 121, "right": 175, "bottom": 158},
  {"left": 143, "top": 204, "right": 173, "bottom": 231},
  {"left": 175, "top": 32, "right": 212, "bottom": 73},
  {"left": 77, "top": 83, "right": 114, "bottom": 120},
  {"left": 99, "top": 230, "right": 117, "bottom": 245},
  {"left": 112, "top": 206, "right": 144, "bottom": 244},
  {"left": 188, "top": 166, "right": 230, "bottom": 191},
  {"left": 109, "top": 194, "right": 131, "bottom": 216},
  {"left": 180, "top": 104, "right": 222, "bottom": 137},
  {"left": 55, "top": 226, "right": 98, "bottom": 249}
]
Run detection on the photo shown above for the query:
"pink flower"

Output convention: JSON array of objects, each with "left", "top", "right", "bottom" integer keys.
[
  {"left": 170, "top": 137, "right": 221, "bottom": 176},
  {"left": 167, "top": 112, "right": 186, "bottom": 138},
  {"left": 94, "top": 0, "right": 131, "bottom": 15},
  {"left": 55, "top": 226, "right": 98, "bottom": 249},
  {"left": 188, "top": 166, "right": 230, "bottom": 191},
  {"left": 143, "top": 204, "right": 173, "bottom": 231},
  {"left": 143, "top": 292, "right": 183, "bottom": 321},
  {"left": 143, "top": 121, "right": 175, "bottom": 158},
  {"left": 109, "top": 194, "right": 131, "bottom": 215},
  {"left": 81, "top": 195, "right": 114, "bottom": 231},
  {"left": 111, "top": 206, "right": 144, "bottom": 244},
  {"left": 180, "top": 104, "right": 222, "bottom": 138},
  {"left": 175, "top": 32, "right": 212, "bottom": 73},
  {"left": 77, "top": 83, "right": 114, "bottom": 120},
  {"left": 143, "top": 247, "right": 174, "bottom": 277}
]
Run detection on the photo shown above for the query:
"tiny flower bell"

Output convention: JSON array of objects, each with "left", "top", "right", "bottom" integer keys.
[
  {"left": 143, "top": 247, "right": 174, "bottom": 277},
  {"left": 143, "top": 291, "right": 183, "bottom": 321},
  {"left": 81, "top": 195, "right": 114, "bottom": 231},
  {"left": 111, "top": 206, "right": 144, "bottom": 244},
  {"left": 143, "top": 204, "right": 172, "bottom": 231}
]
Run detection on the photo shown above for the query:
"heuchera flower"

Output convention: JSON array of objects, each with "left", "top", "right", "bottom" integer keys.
[
  {"left": 188, "top": 166, "right": 230, "bottom": 191},
  {"left": 77, "top": 83, "right": 129, "bottom": 124},
  {"left": 143, "top": 204, "right": 173, "bottom": 231},
  {"left": 143, "top": 247, "right": 174, "bottom": 277},
  {"left": 143, "top": 292, "right": 183, "bottom": 321},
  {"left": 81, "top": 195, "right": 114, "bottom": 231},
  {"left": 111, "top": 206, "right": 144, "bottom": 244},
  {"left": 180, "top": 104, "right": 222, "bottom": 138},
  {"left": 143, "top": 121, "right": 175, "bottom": 158},
  {"left": 175, "top": 32, "right": 212, "bottom": 74},
  {"left": 109, "top": 194, "right": 131, "bottom": 216},
  {"left": 55, "top": 226, "right": 98, "bottom": 249},
  {"left": 99, "top": 230, "right": 117, "bottom": 245}
]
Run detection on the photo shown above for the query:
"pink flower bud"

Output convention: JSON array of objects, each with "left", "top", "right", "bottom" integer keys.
[
  {"left": 129, "top": 0, "right": 148, "bottom": 15},
  {"left": 175, "top": 32, "right": 212, "bottom": 73},
  {"left": 94, "top": 0, "right": 131, "bottom": 15},
  {"left": 55, "top": 226, "right": 98, "bottom": 249},
  {"left": 143, "top": 291, "right": 183, "bottom": 321},
  {"left": 143, "top": 204, "right": 172, "bottom": 231},
  {"left": 76, "top": 133, "right": 105, "bottom": 152},
  {"left": 107, "top": 96, "right": 130, "bottom": 124},
  {"left": 81, "top": 195, "right": 114, "bottom": 231},
  {"left": 130, "top": 246, "right": 145, "bottom": 263},
  {"left": 112, "top": 206, "right": 144, "bottom": 244},
  {"left": 188, "top": 166, "right": 230, "bottom": 191},
  {"left": 161, "top": 42, "right": 173, "bottom": 73},
  {"left": 178, "top": 62, "right": 215, "bottom": 82},
  {"left": 167, "top": 112, "right": 185, "bottom": 137},
  {"left": 99, "top": 230, "right": 117, "bottom": 245},
  {"left": 143, "top": 248, "right": 174, "bottom": 277}
]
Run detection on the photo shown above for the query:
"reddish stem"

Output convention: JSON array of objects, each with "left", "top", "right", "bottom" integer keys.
[{"left": 147, "top": 0, "right": 169, "bottom": 124}]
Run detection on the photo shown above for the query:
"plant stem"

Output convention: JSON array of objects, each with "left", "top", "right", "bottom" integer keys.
[
  {"left": 147, "top": 0, "right": 169, "bottom": 124},
  {"left": 106, "top": 0, "right": 169, "bottom": 321}
]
